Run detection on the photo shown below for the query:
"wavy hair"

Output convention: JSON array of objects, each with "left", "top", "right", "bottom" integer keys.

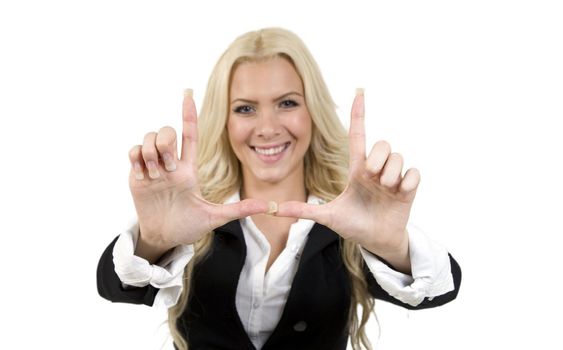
[{"left": 168, "top": 27, "right": 375, "bottom": 350}]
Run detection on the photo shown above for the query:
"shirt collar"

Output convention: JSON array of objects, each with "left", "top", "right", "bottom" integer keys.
[{"left": 218, "top": 190, "right": 340, "bottom": 262}]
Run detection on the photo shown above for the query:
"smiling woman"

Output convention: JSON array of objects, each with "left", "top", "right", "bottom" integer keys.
[
  {"left": 96, "top": 27, "right": 461, "bottom": 350},
  {"left": 228, "top": 57, "right": 312, "bottom": 191}
]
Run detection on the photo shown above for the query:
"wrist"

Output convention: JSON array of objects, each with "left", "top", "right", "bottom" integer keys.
[
  {"left": 135, "top": 228, "right": 176, "bottom": 264},
  {"left": 361, "top": 230, "right": 411, "bottom": 274}
]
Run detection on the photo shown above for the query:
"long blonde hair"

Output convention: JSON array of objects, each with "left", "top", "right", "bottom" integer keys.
[{"left": 168, "top": 27, "right": 375, "bottom": 350}]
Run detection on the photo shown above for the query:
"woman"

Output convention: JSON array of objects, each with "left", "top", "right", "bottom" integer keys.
[{"left": 97, "top": 27, "right": 461, "bottom": 350}]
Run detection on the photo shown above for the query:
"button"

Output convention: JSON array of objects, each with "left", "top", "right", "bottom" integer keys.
[
  {"left": 293, "top": 321, "right": 307, "bottom": 332},
  {"left": 253, "top": 301, "right": 261, "bottom": 309}
]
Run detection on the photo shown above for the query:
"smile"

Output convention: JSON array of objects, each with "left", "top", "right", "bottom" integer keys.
[
  {"left": 252, "top": 142, "right": 290, "bottom": 155},
  {"left": 250, "top": 142, "right": 291, "bottom": 163}
]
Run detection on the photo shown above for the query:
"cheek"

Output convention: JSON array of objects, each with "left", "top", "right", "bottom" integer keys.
[
  {"left": 287, "top": 113, "right": 313, "bottom": 143},
  {"left": 227, "top": 118, "right": 249, "bottom": 145}
]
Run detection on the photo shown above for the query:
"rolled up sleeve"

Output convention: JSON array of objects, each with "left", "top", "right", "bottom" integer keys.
[
  {"left": 112, "top": 220, "right": 194, "bottom": 308},
  {"left": 360, "top": 223, "right": 454, "bottom": 307}
]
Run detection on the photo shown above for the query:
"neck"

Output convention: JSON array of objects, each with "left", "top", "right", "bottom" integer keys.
[{"left": 240, "top": 171, "right": 307, "bottom": 204}]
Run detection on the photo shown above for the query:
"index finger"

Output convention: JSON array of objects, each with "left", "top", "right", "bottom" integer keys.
[
  {"left": 276, "top": 201, "right": 331, "bottom": 227},
  {"left": 181, "top": 89, "right": 198, "bottom": 166},
  {"left": 349, "top": 88, "right": 366, "bottom": 168}
]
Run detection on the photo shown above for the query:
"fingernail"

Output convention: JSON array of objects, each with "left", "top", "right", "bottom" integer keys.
[
  {"left": 355, "top": 88, "right": 365, "bottom": 117},
  {"left": 162, "top": 153, "right": 176, "bottom": 172},
  {"left": 134, "top": 162, "right": 144, "bottom": 180},
  {"left": 267, "top": 201, "right": 278, "bottom": 215},
  {"left": 146, "top": 160, "right": 160, "bottom": 179},
  {"left": 184, "top": 88, "right": 193, "bottom": 98}
]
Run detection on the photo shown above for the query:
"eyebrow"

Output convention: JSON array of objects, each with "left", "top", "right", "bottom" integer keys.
[{"left": 230, "top": 91, "right": 303, "bottom": 105}]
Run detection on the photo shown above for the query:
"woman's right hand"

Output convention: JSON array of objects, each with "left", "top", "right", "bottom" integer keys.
[{"left": 128, "top": 89, "right": 269, "bottom": 263}]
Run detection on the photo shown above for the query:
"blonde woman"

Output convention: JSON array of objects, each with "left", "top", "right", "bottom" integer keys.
[{"left": 97, "top": 28, "right": 461, "bottom": 350}]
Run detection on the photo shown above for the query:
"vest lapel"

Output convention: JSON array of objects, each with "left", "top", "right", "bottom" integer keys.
[{"left": 299, "top": 223, "right": 340, "bottom": 263}]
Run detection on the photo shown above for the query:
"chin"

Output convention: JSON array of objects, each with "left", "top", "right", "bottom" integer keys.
[{"left": 253, "top": 170, "right": 288, "bottom": 185}]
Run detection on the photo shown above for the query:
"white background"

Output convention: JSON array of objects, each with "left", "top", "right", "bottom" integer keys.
[{"left": 1, "top": 0, "right": 562, "bottom": 349}]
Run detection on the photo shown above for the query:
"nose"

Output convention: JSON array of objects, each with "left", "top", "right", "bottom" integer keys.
[{"left": 256, "top": 108, "right": 281, "bottom": 139}]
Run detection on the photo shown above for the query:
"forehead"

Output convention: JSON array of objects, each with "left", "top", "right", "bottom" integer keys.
[{"left": 229, "top": 57, "right": 304, "bottom": 97}]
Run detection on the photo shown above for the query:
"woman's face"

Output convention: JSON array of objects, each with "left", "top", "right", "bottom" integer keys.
[{"left": 227, "top": 56, "right": 312, "bottom": 187}]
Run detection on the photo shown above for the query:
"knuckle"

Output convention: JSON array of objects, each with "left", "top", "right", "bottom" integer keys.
[
  {"left": 407, "top": 167, "right": 420, "bottom": 176},
  {"left": 381, "top": 176, "right": 399, "bottom": 188},
  {"left": 239, "top": 201, "right": 253, "bottom": 216},
  {"left": 129, "top": 145, "right": 142, "bottom": 159},
  {"left": 390, "top": 152, "right": 403, "bottom": 163},
  {"left": 366, "top": 161, "right": 382, "bottom": 175},
  {"left": 156, "top": 127, "right": 177, "bottom": 150},
  {"left": 155, "top": 140, "right": 169, "bottom": 151},
  {"left": 375, "top": 140, "right": 391, "bottom": 152},
  {"left": 141, "top": 145, "right": 158, "bottom": 160},
  {"left": 406, "top": 168, "right": 421, "bottom": 186},
  {"left": 143, "top": 131, "right": 157, "bottom": 143},
  {"left": 129, "top": 145, "right": 142, "bottom": 158},
  {"left": 141, "top": 132, "right": 158, "bottom": 159},
  {"left": 158, "top": 125, "right": 176, "bottom": 134}
]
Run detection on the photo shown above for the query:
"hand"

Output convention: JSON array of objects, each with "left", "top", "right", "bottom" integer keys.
[
  {"left": 276, "top": 91, "right": 420, "bottom": 268},
  {"left": 128, "top": 90, "right": 270, "bottom": 262}
]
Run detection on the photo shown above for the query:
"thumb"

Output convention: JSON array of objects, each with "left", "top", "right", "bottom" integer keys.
[{"left": 276, "top": 201, "right": 330, "bottom": 226}]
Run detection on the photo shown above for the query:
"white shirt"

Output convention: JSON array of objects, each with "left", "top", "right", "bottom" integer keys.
[
  {"left": 113, "top": 192, "right": 454, "bottom": 349},
  {"left": 232, "top": 193, "right": 317, "bottom": 348}
]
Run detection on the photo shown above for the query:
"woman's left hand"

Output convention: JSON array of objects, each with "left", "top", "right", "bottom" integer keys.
[{"left": 276, "top": 90, "right": 419, "bottom": 272}]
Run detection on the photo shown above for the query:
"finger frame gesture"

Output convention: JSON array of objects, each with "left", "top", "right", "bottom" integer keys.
[{"left": 276, "top": 90, "right": 420, "bottom": 273}]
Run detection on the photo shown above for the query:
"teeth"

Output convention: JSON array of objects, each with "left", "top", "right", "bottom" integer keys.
[{"left": 254, "top": 143, "right": 287, "bottom": 156}]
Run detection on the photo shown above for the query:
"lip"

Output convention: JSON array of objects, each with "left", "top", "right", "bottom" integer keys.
[
  {"left": 250, "top": 142, "right": 291, "bottom": 164},
  {"left": 251, "top": 142, "right": 291, "bottom": 149}
]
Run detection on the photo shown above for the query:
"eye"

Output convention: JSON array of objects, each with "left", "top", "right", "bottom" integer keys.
[
  {"left": 279, "top": 99, "right": 299, "bottom": 108},
  {"left": 233, "top": 105, "right": 255, "bottom": 114}
]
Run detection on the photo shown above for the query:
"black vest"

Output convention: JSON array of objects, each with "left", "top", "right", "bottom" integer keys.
[
  {"left": 97, "top": 220, "right": 462, "bottom": 350},
  {"left": 178, "top": 220, "right": 351, "bottom": 350}
]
